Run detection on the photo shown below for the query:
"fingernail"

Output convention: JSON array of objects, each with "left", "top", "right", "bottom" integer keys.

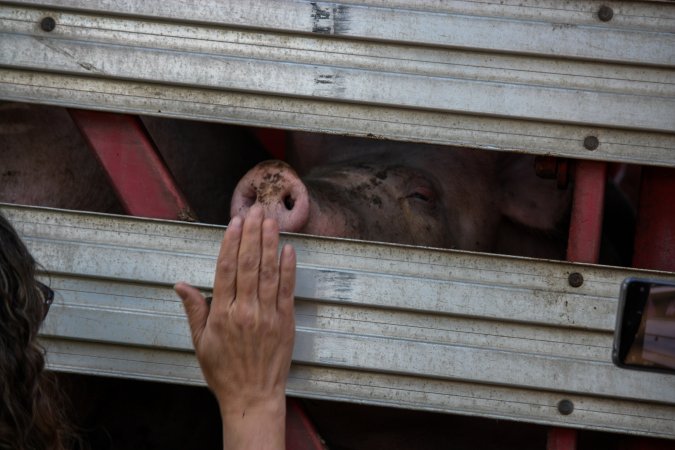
[
  {"left": 230, "top": 216, "right": 242, "bottom": 229},
  {"left": 173, "top": 283, "right": 187, "bottom": 301},
  {"left": 263, "top": 217, "right": 278, "bottom": 231},
  {"left": 282, "top": 244, "right": 295, "bottom": 258}
]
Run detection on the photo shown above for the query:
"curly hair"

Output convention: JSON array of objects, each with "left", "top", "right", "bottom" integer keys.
[{"left": 0, "top": 211, "right": 77, "bottom": 450}]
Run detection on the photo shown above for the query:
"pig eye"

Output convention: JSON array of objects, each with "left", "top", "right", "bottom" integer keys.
[{"left": 407, "top": 186, "right": 435, "bottom": 203}]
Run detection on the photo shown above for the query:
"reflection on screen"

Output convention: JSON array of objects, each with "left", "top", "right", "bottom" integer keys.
[{"left": 626, "top": 285, "right": 675, "bottom": 370}]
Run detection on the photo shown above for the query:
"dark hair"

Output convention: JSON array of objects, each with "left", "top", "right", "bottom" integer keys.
[{"left": 0, "top": 211, "right": 77, "bottom": 450}]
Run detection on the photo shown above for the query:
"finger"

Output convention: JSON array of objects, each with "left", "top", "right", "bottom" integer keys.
[
  {"left": 174, "top": 282, "right": 209, "bottom": 349},
  {"left": 235, "top": 205, "right": 264, "bottom": 305},
  {"left": 277, "top": 244, "right": 296, "bottom": 321},
  {"left": 212, "top": 216, "right": 242, "bottom": 313},
  {"left": 258, "top": 218, "right": 280, "bottom": 312}
]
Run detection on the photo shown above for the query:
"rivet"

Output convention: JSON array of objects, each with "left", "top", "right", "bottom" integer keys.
[
  {"left": 583, "top": 136, "right": 599, "bottom": 151},
  {"left": 40, "top": 16, "right": 56, "bottom": 32},
  {"left": 558, "top": 399, "right": 574, "bottom": 415},
  {"left": 568, "top": 272, "right": 584, "bottom": 288},
  {"left": 598, "top": 5, "right": 614, "bottom": 22}
]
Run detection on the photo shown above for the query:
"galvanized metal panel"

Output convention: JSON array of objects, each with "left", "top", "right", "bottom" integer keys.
[
  {"left": 4, "top": 204, "right": 675, "bottom": 438},
  {"left": 0, "top": 1, "right": 673, "bottom": 165}
]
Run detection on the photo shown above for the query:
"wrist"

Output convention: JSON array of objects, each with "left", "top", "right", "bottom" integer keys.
[{"left": 219, "top": 395, "right": 287, "bottom": 450}]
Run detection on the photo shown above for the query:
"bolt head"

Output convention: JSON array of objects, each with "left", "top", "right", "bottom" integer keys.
[
  {"left": 583, "top": 136, "right": 599, "bottom": 151},
  {"left": 598, "top": 5, "right": 614, "bottom": 22},
  {"left": 40, "top": 16, "right": 56, "bottom": 32},
  {"left": 558, "top": 399, "right": 574, "bottom": 415},
  {"left": 568, "top": 272, "right": 584, "bottom": 288}
]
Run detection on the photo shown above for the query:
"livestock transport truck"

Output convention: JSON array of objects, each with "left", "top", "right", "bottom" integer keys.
[{"left": 1, "top": 1, "right": 674, "bottom": 449}]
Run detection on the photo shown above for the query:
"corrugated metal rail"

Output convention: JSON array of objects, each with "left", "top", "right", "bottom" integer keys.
[
  {"left": 0, "top": 0, "right": 674, "bottom": 166},
  {"left": 4, "top": 204, "right": 675, "bottom": 439}
]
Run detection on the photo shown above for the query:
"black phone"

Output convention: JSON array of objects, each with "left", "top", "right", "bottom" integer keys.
[{"left": 613, "top": 278, "right": 675, "bottom": 374}]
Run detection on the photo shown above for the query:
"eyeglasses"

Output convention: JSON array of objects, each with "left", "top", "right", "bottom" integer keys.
[{"left": 36, "top": 281, "right": 54, "bottom": 320}]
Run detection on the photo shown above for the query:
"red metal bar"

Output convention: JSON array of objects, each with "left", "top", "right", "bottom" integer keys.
[
  {"left": 286, "top": 398, "right": 326, "bottom": 450},
  {"left": 553, "top": 160, "right": 608, "bottom": 450},
  {"left": 68, "top": 109, "right": 196, "bottom": 221},
  {"left": 632, "top": 166, "right": 675, "bottom": 272},
  {"left": 566, "top": 160, "right": 608, "bottom": 263},
  {"left": 547, "top": 427, "right": 577, "bottom": 450}
]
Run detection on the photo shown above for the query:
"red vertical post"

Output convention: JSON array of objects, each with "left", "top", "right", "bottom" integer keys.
[
  {"left": 552, "top": 159, "right": 607, "bottom": 450},
  {"left": 632, "top": 166, "right": 675, "bottom": 272},
  {"left": 566, "top": 160, "right": 607, "bottom": 263},
  {"left": 547, "top": 427, "right": 578, "bottom": 450}
]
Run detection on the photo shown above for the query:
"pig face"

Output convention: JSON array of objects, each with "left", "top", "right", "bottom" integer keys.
[
  {"left": 298, "top": 161, "right": 454, "bottom": 248},
  {"left": 230, "top": 137, "right": 570, "bottom": 258},
  {"left": 231, "top": 157, "right": 456, "bottom": 248}
]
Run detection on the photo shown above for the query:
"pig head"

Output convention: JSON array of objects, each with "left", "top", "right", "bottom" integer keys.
[{"left": 231, "top": 134, "right": 571, "bottom": 258}]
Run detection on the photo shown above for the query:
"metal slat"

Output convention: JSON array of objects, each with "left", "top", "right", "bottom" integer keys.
[
  {"left": 8, "top": 0, "right": 675, "bottom": 65},
  {"left": 2, "top": 69, "right": 673, "bottom": 168},
  {"left": 0, "top": 1, "right": 673, "bottom": 165},
  {"left": 3, "top": 32, "right": 672, "bottom": 132},
  {"left": 3, "top": 204, "right": 675, "bottom": 438}
]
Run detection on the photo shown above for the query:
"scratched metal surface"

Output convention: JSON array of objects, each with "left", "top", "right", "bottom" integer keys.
[
  {"left": 3, "top": 204, "right": 675, "bottom": 438},
  {"left": 0, "top": 1, "right": 673, "bottom": 165}
]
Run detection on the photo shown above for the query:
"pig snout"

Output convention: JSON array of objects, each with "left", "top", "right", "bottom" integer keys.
[{"left": 230, "top": 160, "right": 310, "bottom": 232}]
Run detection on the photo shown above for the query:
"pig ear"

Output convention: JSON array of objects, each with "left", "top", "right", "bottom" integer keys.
[{"left": 498, "top": 155, "right": 572, "bottom": 232}]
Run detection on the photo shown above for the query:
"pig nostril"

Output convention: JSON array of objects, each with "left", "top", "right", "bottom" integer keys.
[{"left": 283, "top": 195, "right": 295, "bottom": 211}]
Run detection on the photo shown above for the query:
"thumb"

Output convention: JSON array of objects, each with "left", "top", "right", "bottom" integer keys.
[{"left": 174, "top": 282, "right": 209, "bottom": 347}]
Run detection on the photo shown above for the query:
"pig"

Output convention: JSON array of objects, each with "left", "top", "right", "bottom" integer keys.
[{"left": 231, "top": 132, "right": 572, "bottom": 259}]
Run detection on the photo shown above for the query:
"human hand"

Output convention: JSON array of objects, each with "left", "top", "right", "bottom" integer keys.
[{"left": 175, "top": 205, "right": 296, "bottom": 450}]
